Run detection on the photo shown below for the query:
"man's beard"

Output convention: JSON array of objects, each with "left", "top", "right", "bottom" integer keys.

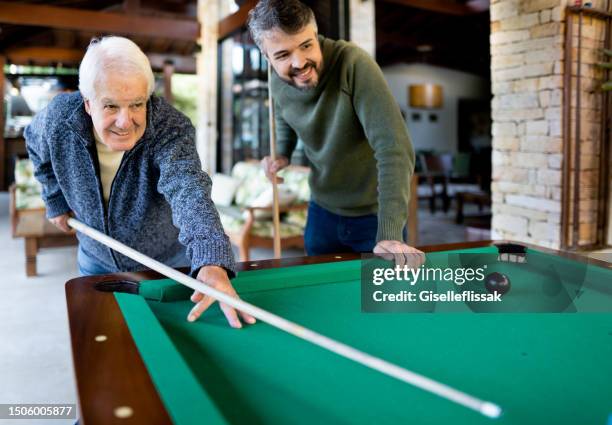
[{"left": 282, "top": 59, "right": 323, "bottom": 91}]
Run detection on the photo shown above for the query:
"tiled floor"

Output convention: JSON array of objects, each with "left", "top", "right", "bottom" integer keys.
[
  {"left": 0, "top": 193, "right": 78, "bottom": 425},
  {"left": 0, "top": 193, "right": 488, "bottom": 424}
]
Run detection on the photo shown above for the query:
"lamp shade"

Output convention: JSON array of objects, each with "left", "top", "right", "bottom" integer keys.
[{"left": 408, "top": 84, "right": 443, "bottom": 108}]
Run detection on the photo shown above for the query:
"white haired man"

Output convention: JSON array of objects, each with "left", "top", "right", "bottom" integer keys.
[
  {"left": 25, "top": 36, "right": 254, "bottom": 328},
  {"left": 248, "top": 0, "right": 424, "bottom": 266}
]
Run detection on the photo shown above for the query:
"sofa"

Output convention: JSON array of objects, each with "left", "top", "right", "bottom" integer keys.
[{"left": 212, "top": 161, "right": 310, "bottom": 261}]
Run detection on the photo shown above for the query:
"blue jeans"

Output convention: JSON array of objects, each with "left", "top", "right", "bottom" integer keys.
[
  {"left": 304, "top": 202, "right": 409, "bottom": 256},
  {"left": 303, "top": 202, "right": 373, "bottom": 255},
  {"left": 77, "top": 245, "right": 189, "bottom": 276}
]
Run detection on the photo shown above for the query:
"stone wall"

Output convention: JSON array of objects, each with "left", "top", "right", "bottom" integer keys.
[{"left": 490, "top": 0, "right": 608, "bottom": 248}]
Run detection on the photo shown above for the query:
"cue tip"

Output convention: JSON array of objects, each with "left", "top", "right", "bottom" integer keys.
[{"left": 480, "top": 402, "right": 502, "bottom": 419}]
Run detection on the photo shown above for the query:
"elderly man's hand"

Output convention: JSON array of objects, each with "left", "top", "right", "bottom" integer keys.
[
  {"left": 374, "top": 241, "right": 426, "bottom": 268},
  {"left": 188, "top": 265, "right": 256, "bottom": 328},
  {"left": 261, "top": 155, "right": 289, "bottom": 184},
  {"left": 49, "top": 213, "right": 73, "bottom": 233}
]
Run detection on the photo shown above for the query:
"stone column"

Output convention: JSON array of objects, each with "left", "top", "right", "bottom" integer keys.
[
  {"left": 490, "top": 0, "right": 607, "bottom": 248},
  {"left": 564, "top": 6, "right": 608, "bottom": 246},
  {"left": 219, "top": 37, "right": 234, "bottom": 174},
  {"left": 196, "top": 0, "right": 219, "bottom": 174},
  {"left": 349, "top": 0, "right": 376, "bottom": 57}
]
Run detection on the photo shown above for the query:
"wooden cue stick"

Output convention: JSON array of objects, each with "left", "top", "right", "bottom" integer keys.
[
  {"left": 67, "top": 217, "right": 502, "bottom": 419},
  {"left": 267, "top": 65, "right": 282, "bottom": 259}
]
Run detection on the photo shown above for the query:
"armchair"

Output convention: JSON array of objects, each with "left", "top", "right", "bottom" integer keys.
[{"left": 214, "top": 161, "right": 310, "bottom": 261}]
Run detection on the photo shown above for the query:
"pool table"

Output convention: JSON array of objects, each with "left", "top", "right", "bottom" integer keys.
[{"left": 66, "top": 241, "right": 612, "bottom": 425}]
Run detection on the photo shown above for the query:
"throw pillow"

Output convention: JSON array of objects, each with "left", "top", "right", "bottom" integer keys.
[{"left": 211, "top": 173, "right": 241, "bottom": 207}]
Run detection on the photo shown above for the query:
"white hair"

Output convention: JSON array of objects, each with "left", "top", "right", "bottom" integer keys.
[{"left": 78, "top": 36, "right": 155, "bottom": 100}]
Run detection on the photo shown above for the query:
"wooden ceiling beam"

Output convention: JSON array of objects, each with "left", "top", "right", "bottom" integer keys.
[
  {"left": 5, "top": 47, "right": 83, "bottom": 65},
  {"left": 52, "top": 30, "right": 78, "bottom": 49},
  {"left": 218, "top": 0, "right": 258, "bottom": 40},
  {"left": 377, "top": 31, "right": 438, "bottom": 49},
  {"left": 0, "top": 2, "right": 199, "bottom": 41},
  {"left": 147, "top": 53, "right": 196, "bottom": 74},
  {"left": 5, "top": 47, "right": 196, "bottom": 74},
  {"left": 0, "top": 26, "right": 47, "bottom": 51},
  {"left": 123, "top": 0, "right": 141, "bottom": 14},
  {"left": 378, "top": 0, "right": 489, "bottom": 16},
  {"left": 376, "top": 52, "right": 487, "bottom": 75}
]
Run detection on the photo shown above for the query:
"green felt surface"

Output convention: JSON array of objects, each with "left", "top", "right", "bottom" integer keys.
[
  {"left": 363, "top": 248, "right": 612, "bottom": 313},
  {"left": 114, "top": 292, "right": 226, "bottom": 425},
  {"left": 116, "top": 247, "right": 612, "bottom": 425}
]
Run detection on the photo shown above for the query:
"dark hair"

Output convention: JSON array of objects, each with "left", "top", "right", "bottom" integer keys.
[{"left": 247, "top": 0, "right": 317, "bottom": 50}]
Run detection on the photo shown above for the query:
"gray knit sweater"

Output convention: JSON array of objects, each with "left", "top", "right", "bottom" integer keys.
[{"left": 25, "top": 92, "right": 236, "bottom": 276}]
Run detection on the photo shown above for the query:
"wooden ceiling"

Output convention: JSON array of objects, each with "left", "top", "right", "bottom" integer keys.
[
  {"left": 0, "top": 0, "right": 199, "bottom": 73},
  {"left": 376, "top": 0, "right": 491, "bottom": 78},
  {"left": 0, "top": 0, "right": 492, "bottom": 78}
]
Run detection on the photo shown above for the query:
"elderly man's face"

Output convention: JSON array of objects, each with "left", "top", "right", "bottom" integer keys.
[
  {"left": 84, "top": 73, "right": 148, "bottom": 151},
  {"left": 262, "top": 23, "right": 323, "bottom": 90}
]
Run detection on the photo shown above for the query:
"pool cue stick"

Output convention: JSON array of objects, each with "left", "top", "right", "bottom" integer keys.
[
  {"left": 67, "top": 217, "right": 502, "bottom": 419},
  {"left": 267, "top": 65, "right": 282, "bottom": 259}
]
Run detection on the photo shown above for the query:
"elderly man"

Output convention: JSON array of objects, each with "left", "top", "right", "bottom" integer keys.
[
  {"left": 248, "top": 0, "right": 424, "bottom": 264},
  {"left": 25, "top": 36, "right": 254, "bottom": 328}
]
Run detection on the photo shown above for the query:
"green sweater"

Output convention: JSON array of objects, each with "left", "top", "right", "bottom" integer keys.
[{"left": 272, "top": 36, "right": 415, "bottom": 242}]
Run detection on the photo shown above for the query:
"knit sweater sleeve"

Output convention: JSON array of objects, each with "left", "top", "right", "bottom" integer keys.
[
  {"left": 153, "top": 109, "right": 236, "bottom": 278},
  {"left": 347, "top": 49, "right": 416, "bottom": 242},
  {"left": 24, "top": 104, "right": 71, "bottom": 219},
  {"left": 274, "top": 99, "right": 299, "bottom": 160}
]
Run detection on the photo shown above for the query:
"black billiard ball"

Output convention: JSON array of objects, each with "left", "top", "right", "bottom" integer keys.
[{"left": 485, "top": 272, "right": 511, "bottom": 296}]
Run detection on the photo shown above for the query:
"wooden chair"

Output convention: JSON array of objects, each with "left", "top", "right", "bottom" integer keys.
[
  {"left": 216, "top": 161, "right": 310, "bottom": 261},
  {"left": 9, "top": 184, "right": 77, "bottom": 276},
  {"left": 232, "top": 175, "right": 419, "bottom": 257},
  {"left": 418, "top": 153, "right": 452, "bottom": 213},
  {"left": 228, "top": 204, "right": 307, "bottom": 261},
  {"left": 219, "top": 163, "right": 419, "bottom": 259}
]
